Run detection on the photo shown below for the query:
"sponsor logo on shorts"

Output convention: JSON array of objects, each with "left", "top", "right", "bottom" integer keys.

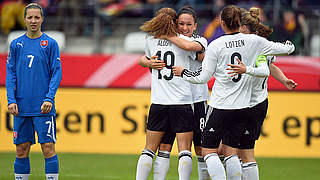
[{"left": 209, "top": 128, "right": 215, "bottom": 132}]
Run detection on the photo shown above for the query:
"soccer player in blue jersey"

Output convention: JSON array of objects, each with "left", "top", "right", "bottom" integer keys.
[{"left": 6, "top": 3, "right": 62, "bottom": 180}]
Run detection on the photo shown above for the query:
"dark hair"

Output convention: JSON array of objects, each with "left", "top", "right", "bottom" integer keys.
[
  {"left": 140, "top": 8, "right": 178, "bottom": 38},
  {"left": 177, "top": 6, "right": 198, "bottom": 23},
  {"left": 221, "top": 5, "right": 241, "bottom": 31},
  {"left": 24, "top": 3, "right": 43, "bottom": 18}
]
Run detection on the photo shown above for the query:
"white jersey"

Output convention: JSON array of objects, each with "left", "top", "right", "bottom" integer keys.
[
  {"left": 250, "top": 56, "right": 276, "bottom": 107},
  {"left": 190, "top": 35, "right": 209, "bottom": 103},
  {"left": 182, "top": 32, "right": 295, "bottom": 109},
  {"left": 145, "top": 34, "right": 196, "bottom": 105}
]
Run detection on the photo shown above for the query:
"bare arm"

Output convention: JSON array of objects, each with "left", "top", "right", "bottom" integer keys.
[
  {"left": 270, "top": 63, "right": 297, "bottom": 90},
  {"left": 167, "top": 36, "right": 204, "bottom": 52}
]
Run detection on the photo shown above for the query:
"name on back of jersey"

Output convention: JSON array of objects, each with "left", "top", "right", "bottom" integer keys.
[
  {"left": 225, "top": 39, "right": 245, "bottom": 48},
  {"left": 157, "top": 39, "right": 172, "bottom": 46}
]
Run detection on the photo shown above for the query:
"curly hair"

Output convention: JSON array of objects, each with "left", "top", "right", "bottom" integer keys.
[{"left": 140, "top": 8, "right": 178, "bottom": 38}]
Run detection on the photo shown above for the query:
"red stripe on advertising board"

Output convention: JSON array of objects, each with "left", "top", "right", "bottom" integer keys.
[
  {"left": 60, "top": 54, "right": 111, "bottom": 87},
  {"left": 108, "top": 62, "right": 150, "bottom": 88},
  {"left": 84, "top": 54, "right": 141, "bottom": 87}
]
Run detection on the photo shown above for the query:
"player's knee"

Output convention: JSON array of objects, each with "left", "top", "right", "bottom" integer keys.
[
  {"left": 41, "top": 143, "right": 56, "bottom": 158},
  {"left": 194, "top": 146, "right": 202, "bottom": 156},
  {"left": 238, "top": 150, "right": 255, "bottom": 163},
  {"left": 16, "top": 142, "right": 31, "bottom": 158},
  {"left": 159, "top": 143, "right": 173, "bottom": 152}
]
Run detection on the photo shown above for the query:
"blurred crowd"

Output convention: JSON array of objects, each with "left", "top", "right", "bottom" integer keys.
[{"left": 1, "top": 0, "right": 320, "bottom": 55}]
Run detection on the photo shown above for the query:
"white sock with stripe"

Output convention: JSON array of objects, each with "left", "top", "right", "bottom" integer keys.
[
  {"left": 204, "top": 153, "right": 226, "bottom": 180},
  {"left": 242, "top": 162, "right": 259, "bottom": 180},
  {"left": 178, "top": 150, "right": 192, "bottom": 180},
  {"left": 197, "top": 156, "right": 210, "bottom": 180},
  {"left": 153, "top": 150, "right": 170, "bottom": 180},
  {"left": 224, "top": 155, "right": 242, "bottom": 180},
  {"left": 136, "top": 149, "right": 155, "bottom": 180}
]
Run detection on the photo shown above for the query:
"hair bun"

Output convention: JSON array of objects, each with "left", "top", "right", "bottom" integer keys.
[{"left": 249, "top": 7, "right": 260, "bottom": 19}]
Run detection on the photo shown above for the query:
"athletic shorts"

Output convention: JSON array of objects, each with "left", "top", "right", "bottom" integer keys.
[
  {"left": 193, "top": 101, "right": 207, "bottom": 146},
  {"left": 239, "top": 98, "right": 268, "bottom": 149},
  {"left": 202, "top": 106, "right": 249, "bottom": 149},
  {"left": 13, "top": 116, "right": 57, "bottom": 145},
  {"left": 147, "top": 104, "right": 194, "bottom": 133},
  {"left": 159, "top": 101, "right": 207, "bottom": 145}
]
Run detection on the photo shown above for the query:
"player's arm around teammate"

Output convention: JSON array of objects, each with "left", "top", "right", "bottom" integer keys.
[
  {"left": 136, "top": 8, "right": 196, "bottom": 180},
  {"left": 6, "top": 3, "right": 62, "bottom": 180},
  {"left": 226, "top": 7, "right": 297, "bottom": 180},
  {"left": 172, "top": 5, "right": 295, "bottom": 180},
  {"left": 152, "top": 6, "right": 211, "bottom": 180}
]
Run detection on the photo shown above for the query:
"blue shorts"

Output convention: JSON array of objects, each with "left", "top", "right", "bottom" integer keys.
[{"left": 13, "top": 116, "right": 57, "bottom": 145}]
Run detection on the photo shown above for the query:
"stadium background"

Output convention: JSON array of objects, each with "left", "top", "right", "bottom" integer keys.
[{"left": 0, "top": 0, "right": 320, "bottom": 179}]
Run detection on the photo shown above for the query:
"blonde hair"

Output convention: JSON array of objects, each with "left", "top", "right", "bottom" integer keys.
[
  {"left": 241, "top": 7, "right": 273, "bottom": 38},
  {"left": 140, "top": 8, "right": 178, "bottom": 38}
]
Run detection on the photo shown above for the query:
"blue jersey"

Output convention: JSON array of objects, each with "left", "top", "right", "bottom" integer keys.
[{"left": 6, "top": 33, "right": 62, "bottom": 116}]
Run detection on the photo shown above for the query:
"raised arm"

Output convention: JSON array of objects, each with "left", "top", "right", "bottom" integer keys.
[
  {"left": 260, "top": 37, "right": 295, "bottom": 56},
  {"left": 167, "top": 35, "right": 205, "bottom": 52}
]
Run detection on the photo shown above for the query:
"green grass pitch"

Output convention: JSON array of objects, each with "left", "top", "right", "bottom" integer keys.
[{"left": 0, "top": 152, "right": 320, "bottom": 179}]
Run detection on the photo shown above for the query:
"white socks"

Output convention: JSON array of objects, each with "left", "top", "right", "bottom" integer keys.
[
  {"left": 136, "top": 149, "right": 155, "bottom": 180},
  {"left": 197, "top": 156, "right": 210, "bottom": 180},
  {"left": 204, "top": 153, "right": 226, "bottom": 180},
  {"left": 224, "top": 155, "right": 242, "bottom": 180},
  {"left": 46, "top": 174, "right": 59, "bottom": 180},
  {"left": 15, "top": 174, "right": 29, "bottom": 180},
  {"left": 178, "top": 150, "right": 193, "bottom": 180},
  {"left": 242, "top": 162, "right": 259, "bottom": 180},
  {"left": 153, "top": 150, "right": 170, "bottom": 180}
]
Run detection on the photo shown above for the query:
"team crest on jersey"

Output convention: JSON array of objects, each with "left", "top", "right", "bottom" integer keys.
[
  {"left": 13, "top": 131, "right": 17, "bottom": 139},
  {"left": 41, "top": 40, "right": 48, "bottom": 48}
]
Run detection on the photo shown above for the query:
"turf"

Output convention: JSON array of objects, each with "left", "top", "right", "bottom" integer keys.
[{"left": 0, "top": 152, "right": 319, "bottom": 179}]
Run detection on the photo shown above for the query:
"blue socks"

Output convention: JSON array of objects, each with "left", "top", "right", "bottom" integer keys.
[
  {"left": 14, "top": 157, "right": 30, "bottom": 179},
  {"left": 14, "top": 157, "right": 30, "bottom": 174},
  {"left": 14, "top": 155, "right": 59, "bottom": 180},
  {"left": 45, "top": 154, "right": 59, "bottom": 174}
]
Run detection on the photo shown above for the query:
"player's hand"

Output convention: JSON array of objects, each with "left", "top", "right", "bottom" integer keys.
[
  {"left": 8, "top": 103, "right": 18, "bottom": 116},
  {"left": 41, "top": 101, "right": 53, "bottom": 114},
  {"left": 226, "top": 58, "right": 246, "bottom": 77},
  {"left": 283, "top": 79, "right": 298, "bottom": 90},
  {"left": 172, "top": 66, "right": 184, "bottom": 76},
  {"left": 147, "top": 56, "right": 165, "bottom": 70}
]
